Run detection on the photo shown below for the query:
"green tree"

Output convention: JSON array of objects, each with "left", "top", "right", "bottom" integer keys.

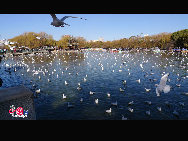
[
  {"left": 9, "top": 32, "right": 56, "bottom": 49},
  {"left": 57, "top": 35, "right": 72, "bottom": 49},
  {"left": 75, "top": 37, "right": 87, "bottom": 48},
  {"left": 171, "top": 29, "right": 188, "bottom": 49}
]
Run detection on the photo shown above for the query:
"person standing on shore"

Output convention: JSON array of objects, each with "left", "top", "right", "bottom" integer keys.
[{"left": 4, "top": 49, "right": 6, "bottom": 54}]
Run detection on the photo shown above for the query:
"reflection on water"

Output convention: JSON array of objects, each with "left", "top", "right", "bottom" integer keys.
[{"left": 0, "top": 51, "right": 188, "bottom": 120}]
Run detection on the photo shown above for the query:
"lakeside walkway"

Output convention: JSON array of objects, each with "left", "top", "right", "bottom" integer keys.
[{"left": 12, "top": 50, "right": 49, "bottom": 56}]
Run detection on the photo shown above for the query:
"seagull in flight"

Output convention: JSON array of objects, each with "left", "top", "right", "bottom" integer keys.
[
  {"left": 156, "top": 73, "right": 171, "bottom": 96},
  {"left": 50, "top": 14, "right": 87, "bottom": 27}
]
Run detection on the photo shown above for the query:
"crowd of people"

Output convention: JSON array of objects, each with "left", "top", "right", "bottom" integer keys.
[{"left": 0, "top": 49, "right": 7, "bottom": 54}]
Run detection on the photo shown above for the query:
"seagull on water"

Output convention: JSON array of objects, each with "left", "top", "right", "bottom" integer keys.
[
  {"left": 181, "top": 92, "right": 188, "bottom": 97},
  {"left": 83, "top": 77, "right": 87, "bottom": 82},
  {"left": 146, "top": 110, "right": 151, "bottom": 116},
  {"left": 122, "top": 80, "right": 126, "bottom": 85},
  {"left": 50, "top": 14, "right": 87, "bottom": 27},
  {"left": 77, "top": 86, "right": 82, "bottom": 91},
  {"left": 176, "top": 84, "right": 181, "bottom": 87},
  {"left": 107, "top": 93, "right": 111, "bottom": 97},
  {"left": 121, "top": 115, "right": 128, "bottom": 120},
  {"left": 145, "top": 88, "right": 151, "bottom": 92},
  {"left": 128, "top": 101, "right": 134, "bottom": 105},
  {"left": 106, "top": 108, "right": 112, "bottom": 114},
  {"left": 157, "top": 107, "right": 162, "bottom": 112},
  {"left": 119, "top": 88, "right": 125, "bottom": 92},
  {"left": 62, "top": 94, "right": 67, "bottom": 99},
  {"left": 145, "top": 101, "right": 152, "bottom": 105},
  {"left": 78, "top": 82, "right": 81, "bottom": 86},
  {"left": 65, "top": 81, "right": 68, "bottom": 85},
  {"left": 179, "top": 102, "right": 185, "bottom": 107},
  {"left": 128, "top": 107, "right": 134, "bottom": 113},
  {"left": 36, "top": 89, "right": 40, "bottom": 94},
  {"left": 173, "top": 110, "right": 179, "bottom": 117},
  {"left": 136, "top": 79, "right": 141, "bottom": 84},
  {"left": 95, "top": 99, "right": 99, "bottom": 104},
  {"left": 67, "top": 102, "right": 74, "bottom": 108},
  {"left": 89, "top": 91, "right": 95, "bottom": 95},
  {"left": 80, "top": 98, "right": 83, "bottom": 102},
  {"left": 111, "top": 101, "right": 118, "bottom": 106}
]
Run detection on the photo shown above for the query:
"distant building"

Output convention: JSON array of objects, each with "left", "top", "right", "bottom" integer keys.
[
  {"left": 0, "top": 40, "right": 4, "bottom": 44},
  {"left": 0, "top": 39, "right": 15, "bottom": 50},
  {"left": 98, "top": 37, "right": 104, "bottom": 42},
  {"left": 88, "top": 37, "right": 104, "bottom": 42},
  {"left": 62, "top": 35, "right": 71, "bottom": 38},
  {"left": 0, "top": 39, "right": 15, "bottom": 46},
  {"left": 0, "top": 43, "right": 4, "bottom": 47}
]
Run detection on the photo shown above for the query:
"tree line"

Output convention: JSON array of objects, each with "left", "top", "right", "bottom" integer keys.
[{"left": 8, "top": 29, "right": 188, "bottom": 50}]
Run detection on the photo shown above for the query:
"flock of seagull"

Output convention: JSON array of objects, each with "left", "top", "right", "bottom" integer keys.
[{"left": 1, "top": 50, "right": 188, "bottom": 120}]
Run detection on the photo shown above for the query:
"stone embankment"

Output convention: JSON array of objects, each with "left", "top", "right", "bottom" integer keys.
[{"left": 0, "top": 85, "right": 36, "bottom": 120}]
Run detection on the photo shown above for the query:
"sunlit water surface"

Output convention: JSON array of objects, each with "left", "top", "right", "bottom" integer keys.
[{"left": 0, "top": 51, "right": 188, "bottom": 120}]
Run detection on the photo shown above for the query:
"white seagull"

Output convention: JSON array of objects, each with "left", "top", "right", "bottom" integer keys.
[
  {"left": 156, "top": 73, "right": 171, "bottom": 96},
  {"left": 89, "top": 91, "right": 95, "bottom": 95},
  {"left": 80, "top": 98, "right": 83, "bottom": 102},
  {"left": 145, "top": 88, "right": 151, "bottom": 92},
  {"left": 122, "top": 80, "right": 126, "bottom": 85},
  {"left": 128, "top": 107, "right": 134, "bottom": 113},
  {"left": 128, "top": 101, "right": 134, "bottom": 105},
  {"left": 78, "top": 83, "right": 81, "bottom": 86},
  {"left": 106, "top": 108, "right": 112, "bottom": 114},
  {"left": 157, "top": 107, "right": 162, "bottom": 112},
  {"left": 119, "top": 88, "right": 125, "bottom": 92},
  {"left": 36, "top": 89, "right": 40, "bottom": 94},
  {"left": 65, "top": 81, "right": 68, "bottom": 85},
  {"left": 48, "top": 79, "right": 51, "bottom": 82},
  {"left": 136, "top": 79, "right": 141, "bottom": 84},
  {"left": 50, "top": 14, "right": 87, "bottom": 27},
  {"left": 62, "top": 94, "right": 67, "bottom": 99},
  {"left": 95, "top": 99, "right": 99, "bottom": 104},
  {"left": 146, "top": 110, "right": 151, "bottom": 116},
  {"left": 107, "top": 93, "right": 111, "bottom": 97},
  {"left": 83, "top": 77, "right": 87, "bottom": 82},
  {"left": 77, "top": 86, "right": 82, "bottom": 91}
]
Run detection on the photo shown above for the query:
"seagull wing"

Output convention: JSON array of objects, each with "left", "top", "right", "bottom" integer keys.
[
  {"left": 64, "top": 23, "right": 70, "bottom": 26},
  {"left": 71, "top": 16, "right": 87, "bottom": 20},
  {"left": 159, "top": 73, "right": 169, "bottom": 87},
  {"left": 163, "top": 85, "right": 170, "bottom": 93},
  {"left": 60, "top": 16, "right": 87, "bottom": 21},
  {"left": 60, "top": 16, "right": 72, "bottom": 22},
  {"left": 50, "top": 14, "right": 57, "bottom": 20},
  {"left": 156, "top": 87, "right": 160, "bottom": 96}
]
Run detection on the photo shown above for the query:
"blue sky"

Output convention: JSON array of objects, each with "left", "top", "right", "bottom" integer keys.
[{"left": 0, "top": 14, "right": 188, "bottom": 41}]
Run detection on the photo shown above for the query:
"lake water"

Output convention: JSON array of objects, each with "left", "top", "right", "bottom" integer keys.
[{"left": 0, "top": 50, "right": 188, "bottom": 120}]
